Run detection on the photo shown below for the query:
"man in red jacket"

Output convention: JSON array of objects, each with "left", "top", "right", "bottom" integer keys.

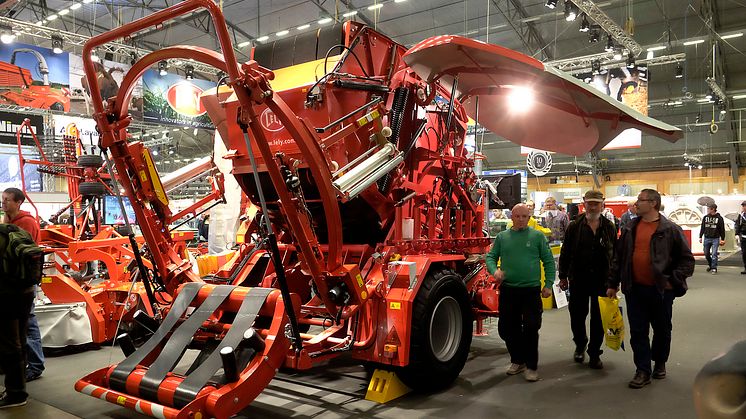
[{"left": 0, "top": 187, "right": 43, "bottom": 409}]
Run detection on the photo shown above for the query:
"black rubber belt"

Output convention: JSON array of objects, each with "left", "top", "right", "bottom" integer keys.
[
  {"left": 110, "top": 283, "right": 203, "bottom": 393},
  {"left": 138, "top": 285, "right": 235, "bottom": 402},
  {"left": 172, "top": 287, "right": 273, "bottom": 409}
]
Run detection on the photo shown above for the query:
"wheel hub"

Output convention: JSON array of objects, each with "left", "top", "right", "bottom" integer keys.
[{"left": 429, "top": 296, "right": 462, "bottom": 362}]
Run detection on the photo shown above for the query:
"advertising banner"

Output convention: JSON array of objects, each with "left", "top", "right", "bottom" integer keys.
[
  {"left": 0, "top": 110, "right": 43, "bottom": 146},
  {"left": 68, "top": 53, "right": 143, "bottom": 118},
  {"left": 52, "top": 114, "right": 100, "bottom": 146},
  {"left": 0, "top": 144, "right": 42, "bottom": 192},
  {"left": 0, "top": 42, "right": 70, "bottom": 112},
  {"left": 142, "top": 69, "right": 215, "bottom": 129}
]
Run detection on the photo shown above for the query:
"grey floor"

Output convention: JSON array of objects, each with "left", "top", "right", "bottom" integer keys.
[{"left": 4, "top": 262, "right": 746, "bottom": 418}]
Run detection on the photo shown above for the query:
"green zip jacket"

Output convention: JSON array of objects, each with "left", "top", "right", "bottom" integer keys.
[{"left": 485, "top": 227, "right": 556, "bottom": 289}]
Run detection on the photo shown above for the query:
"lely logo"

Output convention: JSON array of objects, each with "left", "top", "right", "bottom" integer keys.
[
  {"left": 165, "top": 82, "right": 207, "bottom": 117},
  {"left": 260, "top": 108, "right": 284, "bottom": 132}
]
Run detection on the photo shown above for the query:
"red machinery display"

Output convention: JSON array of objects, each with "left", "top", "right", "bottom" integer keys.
[
  {"left": 74, "top": 1, "right": 682, "bottom": 417},
  {"left": 0, "top": 48, "right": 70, "bottom": 111}
]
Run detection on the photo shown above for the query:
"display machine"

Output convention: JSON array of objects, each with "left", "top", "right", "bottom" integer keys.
[{"left": 72, "top": 1, "right": 682, "bottom": 417}]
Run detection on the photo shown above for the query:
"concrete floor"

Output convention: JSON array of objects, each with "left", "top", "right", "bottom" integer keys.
[{"left": 3, "top": 262, "right": 745, "bottom": 418}]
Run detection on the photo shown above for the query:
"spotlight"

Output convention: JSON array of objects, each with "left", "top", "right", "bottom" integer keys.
[
  {"left": 0, "top": 25, "right": 16, "bottom": 44},
  {"left": 613, "top": 46, "right": 623, "bottom": 60},
  {"left": 130, "top": 51, "right": 138, "bottom": 66},
  {"left": 591, "top": 60, "right": 601, "bottom": 75},
  {"left": 185, "top": 64, "right": 194, "bottom": 80},
  {"left": 675, "top": 63, "right": 683, "bottom": 79},
  {"left": 506, "top": 86, "right": 534, "bottom": 113},
  {"left": 579, "top": 13, "right": 589, "bottom": 32},
  {"left": 719, "top": 103, "right": 727, "bottom": 115},
  {"left": 705, "top": 90, "right": 713, "bottom": 100},
  {"left": 91, "top": 49, "right": 100, "bottom": 63},
  {"left": 564, "top": 1, "right": 578, "bottom": 22},
  {"left": 158, "top": 60, "right": 168, "bottom": 76},
  {"left": 626, "top": 53, "right": 636, "bottom": 68},
  {"left": 51, "top": 35, "right": 63, "bottom": 54},
  {"left": 589, "top": 25, "right": 601, "bottom": 43},
  {"left": 605, "top": 34, "right": 614, "bottom": 52},
  {"left": 545, "top": 0, "right": 558, "bottom": 9}
]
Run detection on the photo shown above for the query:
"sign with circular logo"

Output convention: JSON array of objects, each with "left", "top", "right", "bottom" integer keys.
[
  {"left": 526, "top": 151, "right": 552, "bottom": 176},
  {"left": 165, "top": 82, "right": 207, "bottom": 117},
  {"left": 260, "top": 108, "right": 284, "bottom": 132}
]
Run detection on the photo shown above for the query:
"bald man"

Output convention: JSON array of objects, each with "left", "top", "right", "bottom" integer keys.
[{"left": 486, "top": 204, "right": 555, "bottom": 382}]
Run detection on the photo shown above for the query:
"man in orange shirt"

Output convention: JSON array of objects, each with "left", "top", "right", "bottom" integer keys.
[{"left": 607, "top": 189, "right": 694, "bottom": 389}]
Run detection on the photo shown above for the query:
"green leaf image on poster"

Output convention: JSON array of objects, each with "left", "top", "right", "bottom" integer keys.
[{"left": 143, "top": 69, "right": 215, "bottom": 129}]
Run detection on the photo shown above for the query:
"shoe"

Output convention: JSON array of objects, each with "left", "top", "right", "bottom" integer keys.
[
  {"left": 0, "top": 392, "right": 27, "bottom": 409},
  {"left": 711, "top": 269, "right": 717, "bottom": 275},
  {"left": 740, "top": 271, "right": 746, "bottom": 275},
  {"left": 653, "top": 363, "right": 667, "bottom": 379},
  {"left": 506, "top": 363, "right": 527, "bottom": 375},
  {"left": 628, "top": 371, "right": 652, "bottom": 389},
  {"left": 524, "top": 369, "right": 540, "bottom": 382},
  {"left": 706, "top": 266, "right": 712, "bottom": 272},
  {"left": 589, "top": 357, "right": 604, "bottom": 369},
  {"left": 573, "top": 348, "right": 585, "bottom": 363},
  {"left": 26, "top": 373, "right": 42, "bottom": 382}
]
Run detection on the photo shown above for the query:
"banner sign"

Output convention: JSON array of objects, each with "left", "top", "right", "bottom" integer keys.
[
  {"left": 0, "top": 110, "right": 44, "bottom": 146},
  {"left": 142, "top": 69, "right": 215, "bottom": 129},
  {"left": 52, "top": 114, "right": 100, "bottom": 146},
  {"left": 0, "top": 41, "right": 70, "bottom": 112},
  {"left": 68, "top": 53, "right": 143, "bottom": 118},
  {"left": 0, "top": 144, "right": 42, "bottom": 192}
]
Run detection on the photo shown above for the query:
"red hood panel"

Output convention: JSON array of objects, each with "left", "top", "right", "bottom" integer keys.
[{"left": 403, "top": 35, "right": 682, "bottom": 156}]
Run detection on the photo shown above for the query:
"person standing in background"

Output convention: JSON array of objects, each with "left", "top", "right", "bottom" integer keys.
[
  {"left": 699, "top": 203, "right": 725, "bottom": 275},
  {"left": 486, "top": 204, "right": 555, "bottom": 382},
  {"left": 620, "top": 201, "right": 637, "bottom": 230},
  {"left": 2, "top": 188, "right": 44, "bottom": 383},
  {"left": 734, "top": 201, "right": 746, "bottom": 274}
]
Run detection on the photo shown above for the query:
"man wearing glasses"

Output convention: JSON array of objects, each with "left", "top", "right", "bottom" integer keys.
[{"left": 607, "top": 189, "right": 694, "bottom": 389}]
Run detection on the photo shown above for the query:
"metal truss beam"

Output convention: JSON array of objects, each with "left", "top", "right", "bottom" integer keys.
[
  {"left": 548, "top": 51, "right": 684, "bottom": 73},
  {"left": 571, "top": 0, "right": 642, "bottom": 56},
  {"left": 492, "top": 0, "right": 553, "bottom": 61}
]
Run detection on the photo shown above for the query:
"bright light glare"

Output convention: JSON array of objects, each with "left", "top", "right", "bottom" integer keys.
[
  {"left": 276, "top": 30, "right": 289, "bottom": 36},
  {"left": 367, "top": 4, "right": 383, "bottom": 11},
  {"left": 506, "top": 86, "right": 534, "bottom": 112},
  {"left": 297, "top": 24, "right": 310, "bottom": 30},
  {"left": 70, "top": 3, "right": 82, "bottom": 10}
]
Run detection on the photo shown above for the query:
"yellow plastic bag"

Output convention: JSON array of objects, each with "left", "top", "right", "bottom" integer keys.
[{"left": 598, "top": 296, "right": 625, "bottom": 351}]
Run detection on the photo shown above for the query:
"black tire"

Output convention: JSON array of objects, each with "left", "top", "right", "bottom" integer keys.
[
  {"left": 79, "top": 181, "right": 106, "bottom": 197},
  {"left": 78, "top": 154, "right": 104, "bottom": 168},
  {"left": 50, "top": 102, "right": 65, "bottom": 111},
  {"left": 396, "top": 268, "right": 472, "bottom": 392}
]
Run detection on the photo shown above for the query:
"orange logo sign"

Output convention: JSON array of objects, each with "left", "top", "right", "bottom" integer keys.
[{"left": 165, "top": 82, "right": 207, "bottom": 117}]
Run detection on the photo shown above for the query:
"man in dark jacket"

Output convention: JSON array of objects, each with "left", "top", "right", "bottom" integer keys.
[
  {"left": 607, "top": 188, "right": 694, "bottom": 389},
  {"left": 699, "top": 203, "right": 725, "bottom": 274},
  {"left": 559, "top": 190, "right": 617, "bottom": 369},
  {"left": 734, "top": 201, "right": 746, "bottom": 274}
]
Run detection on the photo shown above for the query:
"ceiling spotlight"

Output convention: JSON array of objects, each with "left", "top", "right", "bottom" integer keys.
[
  {"left": 675, "top": 63, "right": 683, "bottom": 79},
  {"left": 613, "top": 46, "right": 623, "bottom": 60},
  {"left": 51, "top": 35, "right": 63, "bottom": 54},
  {"left": 158, "top": 60, "right": 168, "bottom": 76},
  {"left": 185, "top": 64, "right": 194, "bottom": 80},
  {"left": 579, "top": 13, "right": 589, "bottom": 32},
  {"left": 626, "top": 53, "right": 636, "bottom": 68},
  {"left": 591, "top": 59, "right": 601, "bottom": 75},
  {"left": 705, "top": 90, "right": 713, "bottom": 100},
  {"left": 91, "top": 49, "right": 100, "bottom": 62},
  {"left": 604, "top": 34, "right": 614, "bottom": 52},
  {"left": 130, "top": 51, "right": 138, "bottom": 66},
  {"left": 0, "top": 25, "right": 16, "bottom": 44},
  {"left": 545, "top": 0, "right": 558, "bottom": 9},
  {"left": 564, "top": 1, "right": 578, "bottom": 22},
  {"left": 589, "top": 25, "right": 601, "bottom": 43}
]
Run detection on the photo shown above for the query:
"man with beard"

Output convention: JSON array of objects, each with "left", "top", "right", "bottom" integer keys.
[
  {"left": 558, "top": 190, "right": 617, "bottom": 369},
  {"left": 607, "top": 188, "right": 694, "bottom": 388}
]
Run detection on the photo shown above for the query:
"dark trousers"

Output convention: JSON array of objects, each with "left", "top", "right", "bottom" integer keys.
[
  {"left": 568, "top": 284, "right": 604, "bottom": 358},
  {"left": 498, "top": 285, "right": 543, "bottom": 370},
  {"left": 741, "top": 243, "right": 746, "bottom": 269},
  {"left": 625, "top": 284, "right": 674, "bottom": 375},
  {"left": 0, "top": 291, "right": 35, "bottom": 401}
]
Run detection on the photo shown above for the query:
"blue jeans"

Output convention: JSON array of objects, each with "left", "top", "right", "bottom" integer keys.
[
  {"left": 626, "top": 284, "right": 675, "bottom": 375},
  {"left": 703, "top": 237, "right": 720, "bottom": 269},
  {"left": 26, "top": 297, "right": 45, "bottom": 377}
]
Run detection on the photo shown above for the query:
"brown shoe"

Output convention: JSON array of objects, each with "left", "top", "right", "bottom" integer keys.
[
  {"left": 653, "top": 363, "right": 666, "bottom": 379},
  {"left": 628, "top": 371, "right": 652, "bottom": 389}
]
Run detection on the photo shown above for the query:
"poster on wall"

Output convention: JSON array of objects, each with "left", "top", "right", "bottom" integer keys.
[
  {"left": 142, "top": 69, "right": 215, "bottom": 129},
  {"left": 0, "top": 144, "right": 42, "bottom": 192},
  {"left": 0, "top": 110, "right": 44, "bottom": 146},
  {"left": 52, "top": 114, "right": 100, "bottom": 147},
  {"left": 0, "top": 42, "right": 70, "bottom": 112},
  {"left": 68, "top": 53, "right": 143, "bottom": 119}
]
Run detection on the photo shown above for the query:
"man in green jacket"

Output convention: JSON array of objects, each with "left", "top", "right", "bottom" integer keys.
[{"left": 486, "top": 203, "right": 555, "bottom": 382}]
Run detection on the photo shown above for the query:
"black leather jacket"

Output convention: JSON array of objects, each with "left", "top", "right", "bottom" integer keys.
[
  {"left": 607, "top": 215, "right": 694, "bottom": 297},
  {"left": 558, "top": 213, "right": 617, "bottom": 280}
]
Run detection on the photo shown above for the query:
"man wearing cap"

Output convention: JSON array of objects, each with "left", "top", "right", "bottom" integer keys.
[
  {"left": 607, "top": 188, "right": 694, "bottom": 389},
  {"left": 699, "top": 203, "right": 725, "bottom": 274},
  {"left": 558, "top": 190, "right": 617, "bottom": 369},
  {"left": 734, "top": 201, "right": 746, "bottom": 274}
]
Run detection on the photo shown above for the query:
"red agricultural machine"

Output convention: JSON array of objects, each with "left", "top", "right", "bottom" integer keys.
[
  {"left": 74, "top": 0, "right": 682, "bottom": 417},
  {"left": 0, "top": 48, "right": 70, "bottom": 111}
]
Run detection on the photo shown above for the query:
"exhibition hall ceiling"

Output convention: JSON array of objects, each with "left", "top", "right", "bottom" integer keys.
[{"left": 3, "top": 0, "right": 746, "bottom": 173}]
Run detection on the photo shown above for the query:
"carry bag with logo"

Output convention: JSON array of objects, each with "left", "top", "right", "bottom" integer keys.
[{"left": 0, "top": 224, "right": 44, "bottom": 288}]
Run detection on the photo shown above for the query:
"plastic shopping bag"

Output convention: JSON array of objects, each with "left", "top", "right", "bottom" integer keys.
[{"left": 598, "top": 296, "right": 625, "bottom": 351}]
